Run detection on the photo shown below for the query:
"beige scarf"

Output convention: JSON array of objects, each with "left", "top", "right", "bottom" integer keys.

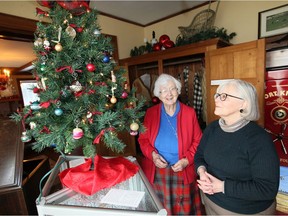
[{"left": 219, "top": 118, "right": 250, "bottom": 133}]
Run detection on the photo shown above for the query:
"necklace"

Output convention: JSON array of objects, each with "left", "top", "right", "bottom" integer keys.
[{"left": 164, "top": 111, "right": 178, "bottom": 138}]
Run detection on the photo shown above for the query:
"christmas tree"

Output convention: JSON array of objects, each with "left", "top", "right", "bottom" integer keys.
[{"left": 11, "top": 1, "right": 145, "bottom": 158}]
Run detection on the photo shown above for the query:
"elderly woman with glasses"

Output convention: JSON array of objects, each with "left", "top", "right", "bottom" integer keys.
[
  {"left": 138, "top": 73, "right": 203, "bottom": 215},
  {"left": 194, "top": 79, "right": 279, "bottom": 215}
]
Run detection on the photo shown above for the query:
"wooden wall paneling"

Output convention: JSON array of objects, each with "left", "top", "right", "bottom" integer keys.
[{"left": 205, "top": 39, "right": 265, "bottom": 126}]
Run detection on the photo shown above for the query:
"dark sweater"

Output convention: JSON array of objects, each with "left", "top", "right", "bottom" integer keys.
[{"left": 194, "top": 120, "right": 280, "bottom": 214}]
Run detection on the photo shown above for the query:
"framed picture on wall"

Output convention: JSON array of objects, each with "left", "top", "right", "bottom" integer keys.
[{"left": 258, "top": 4, "right": 288, "bottom": 38}]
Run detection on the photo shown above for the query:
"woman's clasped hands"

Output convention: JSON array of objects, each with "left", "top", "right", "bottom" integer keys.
[{"left": 197, "top": 170, "right": 225, "bottom": 195}]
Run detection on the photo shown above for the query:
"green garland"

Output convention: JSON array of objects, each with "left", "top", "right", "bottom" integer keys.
[{"left": 130, "top": 27, "right": 236, "bottom": 57}]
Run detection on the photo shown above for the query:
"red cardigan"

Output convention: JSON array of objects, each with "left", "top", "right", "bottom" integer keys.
[{"left": 138, "top": 102, "right": 202, "bottom": 184}]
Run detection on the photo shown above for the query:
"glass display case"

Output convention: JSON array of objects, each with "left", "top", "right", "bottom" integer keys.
[{"left": 37, "top": 155, "right": 167, "bottom": 215}]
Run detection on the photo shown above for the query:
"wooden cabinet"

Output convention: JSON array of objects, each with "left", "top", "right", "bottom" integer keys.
[
  {"left": 120, "top": 38, "right": 230, "bottom": 86},
  {"left": 120, "top": 38, "right": 266, "bottom": 127},
  {"left": 205, "top": 39, "right": 266, "bottom": 126}
]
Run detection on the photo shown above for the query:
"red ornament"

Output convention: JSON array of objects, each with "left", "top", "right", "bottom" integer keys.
[
  {"left": 159, "top": 34, "right": 170, "bottom": 45},
  {"left": 121, "top": 91, "right": 128, "bottom": 99},
  {"left": 163, "top": 40, "right": 175, "bottom": 49},
  {"left": 76, "top": 27, "right": 83, "bottom": 33},
  {"left": 153, "top": 42, "right": 162, "bottom": 51},
  {"left": 86, "top": 63, "right": 96, "bottom": 72},
  {"left": 152, "top": 96, "right": 160, "bottom": 104},
  {"left": 33, "top": 87, "right": 41, "bottom": 93}
]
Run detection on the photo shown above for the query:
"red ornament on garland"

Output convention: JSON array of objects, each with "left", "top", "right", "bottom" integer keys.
[
  {"left": 153, "top": 42, "right": 162, "bottom": 51},
  {"left": 163, "top": 40, "right": 175, "bottom": 49},
  {"left": 86, "top": 63, "right": 96, "bottom": 72},
  {"left": 159, "top": 34, "right": 170, "bottom": 45}
]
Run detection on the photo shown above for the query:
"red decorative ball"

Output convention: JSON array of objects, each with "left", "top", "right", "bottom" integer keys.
[
  {"left": 153, "top": 42, "right": 162, "bottom": 51},
  {"left": 163, "top": 40, "right": 175, "bottom": 49},
  {"left": 76, "top": 27, "right": 83, "bottom": 33},
  {"left": 33, "top": 87, "right": 40, "bottom": 93},
  {"left": 152, "top": 96, "right": 160, "bottom": 104},
  {"left": 159, "top": 34, "right": 170, "bottom": 45},
  {"left": 86, "top": 63, "right": 95, "bottom": 72},
  {"left": 121, "top": 91, "right": 128, "bottom": 99}
]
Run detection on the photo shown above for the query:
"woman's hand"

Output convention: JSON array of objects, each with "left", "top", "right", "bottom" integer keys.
[
  {"left": 197, "top": 171, "right": 224, "bottom": 195},
  {"left": 171, "top": 158, "right": 188, "bottom": 172},
  {"left": 152, "top": 151, "right": 168, "bottom": 168}
]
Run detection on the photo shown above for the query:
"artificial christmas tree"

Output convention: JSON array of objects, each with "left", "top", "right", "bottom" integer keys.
[{"left": 11, "top": 1, "right": 145, "bottom": 158}]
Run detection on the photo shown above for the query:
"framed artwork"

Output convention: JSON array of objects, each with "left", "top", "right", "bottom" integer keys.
[{"left": 258, "top": 4, "right": 288, "bottom": 38}]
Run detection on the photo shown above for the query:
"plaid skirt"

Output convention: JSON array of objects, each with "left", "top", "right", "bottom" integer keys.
[{"left": 153, "top": 167, "right": 203, "bottom": 215}]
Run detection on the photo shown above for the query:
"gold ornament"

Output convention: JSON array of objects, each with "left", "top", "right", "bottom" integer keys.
[
  {"left": 110, "top": 96, "right": 117, "bottom": 104},
  {"left": 55, "top": 43, "right": 63, "bottom": 52},
  {"left": 130, "top": 122, "right": 139, "bottom": 131}
]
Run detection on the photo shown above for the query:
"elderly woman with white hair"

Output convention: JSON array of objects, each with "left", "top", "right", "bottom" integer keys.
[
  {"left": 138, "top": 73, "right": 203, "bottom": 215},
  {"left": 195, "top": 79, "right": 279, "bottom": 215}
]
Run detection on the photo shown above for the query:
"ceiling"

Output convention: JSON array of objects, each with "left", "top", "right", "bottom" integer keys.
[{"left": 0, "top": 0, "right": 208, "bottom": 71}]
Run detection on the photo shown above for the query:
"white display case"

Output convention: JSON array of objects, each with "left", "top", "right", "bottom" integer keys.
[{"left": 37, "top": 155, "right": 167, "bottom": 216}]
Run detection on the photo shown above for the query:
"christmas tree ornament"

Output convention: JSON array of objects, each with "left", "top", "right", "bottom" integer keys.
[
  {"left": 130, "top": 122, "right": 139, "bottom": 131},
  {"left": 159, "top": 34, "right": 170, "bottom": 45},
  {"left": 30, "top": 101, "right": 41, "bottom": 110},
  {"left": 121, "top": 91, "right": 128, "bottom": 99},
  {"left": 30, "top": 122, "right": 37, "bottom": 130},
  {"left": 111, "top": 71, "right": 116, "bottom": 82},
  {"left": 43, "top": 38, "right": 50, "bottom": 48},
  {"left": 86, "top": 63, "right": 96, "bottom": 72},
  {"left": 21, "top": 132, "right": 32, "bottom": 143},
  {"left": 54, "top": 107, "right": 63, "bottom": 116},
  {"left": 33, "top": 87, "right": 41, "bottom": 93},
  {"left": 152, "top": 96, "right": 160, "bottom": 104},
  {"left": 40, "top": 63, "right": 46, "bottom": 71},
  {"left": 34, "top": 38, "right": 43, "bottom": 46},
  {"left": 102, "top": 55, "right": 110, "bottom": 63},
  {"left": 76, "top": 27, "right": 83, "bottom": 33},
  {"left": 65, "top": 26, "right": 76, "bottom": 39},
  {"left": 93, "top": 29, "right": 101, "bottom": 36},
  {"left": 70, "top": 80, "right": 83, "bottom": 92},
  {"left": 110, "top": 96, "right": 117, "bottom": 104},
  {"left": 73, "top": 127, "right": 84, "bottom": 139},
  {"left": 55, "top": 43, "right": 63, "bottom": 52}
]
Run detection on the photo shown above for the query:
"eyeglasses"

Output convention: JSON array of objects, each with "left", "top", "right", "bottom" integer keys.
[
  {"left": 159, "top": 87, "right": 178, "bottom": 96},
  {"left": 214, "top": 93, "right": 243, "bottom": 101}
]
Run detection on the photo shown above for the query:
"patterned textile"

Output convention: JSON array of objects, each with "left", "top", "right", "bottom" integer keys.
[
  {"left": 153, "top": 167, "right": 202, "bottom": 215},
  {"left": 193, "top": 73, "right": 202, "bottom": 119}
]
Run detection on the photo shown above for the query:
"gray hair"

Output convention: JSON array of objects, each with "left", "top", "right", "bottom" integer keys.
[
  {"left": 153, "top": 74, "right": 182, "bottom": 97},
  {"left": 217, "top": 79, "right": 259, "bottom": 121}
]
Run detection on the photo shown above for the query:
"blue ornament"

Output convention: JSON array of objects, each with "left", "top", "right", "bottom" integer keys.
[
  {"left": 54, "top": 108, "right": 63, "bottom": 116},
  {"left": 102, "top": 55, "right": 110, "bottom": 63},
  {"left": 30, "top": 101, "right": 41, "bottom": 110}
]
